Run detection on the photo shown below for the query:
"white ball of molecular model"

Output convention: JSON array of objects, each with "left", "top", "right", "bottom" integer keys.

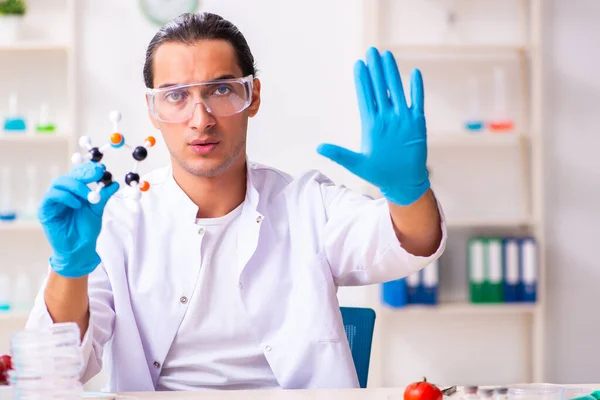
[{"left": 71, "top": 110, "right": 156, "bottom": 204}]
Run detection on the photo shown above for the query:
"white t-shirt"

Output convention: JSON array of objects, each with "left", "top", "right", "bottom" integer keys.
[{"left": 155, "top": 203, "right": 280, "bottom": 391}]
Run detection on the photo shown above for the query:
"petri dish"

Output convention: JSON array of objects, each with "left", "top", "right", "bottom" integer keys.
[{"left": 508, "top": 384, "right": 567, "bottom": 400}]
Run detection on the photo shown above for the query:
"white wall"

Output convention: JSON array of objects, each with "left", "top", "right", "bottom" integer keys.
[{"left": 544, "top": 0, "right": 600, "bottom": 384}]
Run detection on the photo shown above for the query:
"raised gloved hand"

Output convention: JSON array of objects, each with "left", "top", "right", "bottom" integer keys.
[
  {"left": 38, "top": 161, "right": 120, "bottom": 278},
  {"left": 317, "top": 47, "right": 429, "bottom": 206}
]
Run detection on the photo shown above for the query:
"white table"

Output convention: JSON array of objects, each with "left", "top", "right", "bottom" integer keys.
[
  {"left": 108, "top": 385, "right": 600, "bottom": 400},
  {"left": 109, "top": 388, "right": 407, "bottom": 399},
  {"left": 0, "top": 384, "right": 594, "bottom": 400},
  {"left": 5, "top": 387, "right": 407, "bottom": 400}
]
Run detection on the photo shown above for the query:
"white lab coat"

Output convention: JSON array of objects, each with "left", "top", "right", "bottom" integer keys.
[{"left": 26, "top": 160, "right": 447, "bottom": 392}]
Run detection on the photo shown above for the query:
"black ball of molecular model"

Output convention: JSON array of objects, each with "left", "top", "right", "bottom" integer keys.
[{"left": 71, "top": 111, "right": 156, "bottom": 204}]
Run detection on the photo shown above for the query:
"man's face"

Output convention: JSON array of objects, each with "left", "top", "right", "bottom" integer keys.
[{"left": 147, "top": 40, "right": 261, "bottom": 178}]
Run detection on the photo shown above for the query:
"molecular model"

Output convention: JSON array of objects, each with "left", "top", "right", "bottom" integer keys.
[{"left": 71, "top": 111, "right": 156, "bottom": 204}]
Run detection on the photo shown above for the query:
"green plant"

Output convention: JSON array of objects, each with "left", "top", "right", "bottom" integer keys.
[{"left": 0, "top": 0, "right": 27, "bottom": 15}]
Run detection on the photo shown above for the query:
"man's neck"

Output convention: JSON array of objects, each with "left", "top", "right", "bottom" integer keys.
[{"left": 172, "top": 158, "right": 247, "bottom": 219}]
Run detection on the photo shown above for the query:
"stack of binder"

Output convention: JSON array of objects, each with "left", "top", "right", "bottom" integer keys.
[
  {"left": 407, "top": 259, "right": 439, "bottom": 305},
  {"left": 467, "top": 236, "right": 537, "bottom": 303},
  {"left": 381, "top": 260, "right": 439, "bottom": 307}
]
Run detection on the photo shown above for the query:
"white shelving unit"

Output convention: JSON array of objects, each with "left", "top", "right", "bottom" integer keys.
[
  {"left": 357, "top": 0, "right": 545, "bottom": 388},
  {"left": 427, "top": 132, "right": 526, "bottom": 148},
  {"left": 0, "top": 0, "right": 77, "bottom": 350},
  {"left": 0, "top": 311, "right": 29, "bottom": 324},
  {"left": 0, "top": 42, "right": 70, "bottom": 52},
  {"left": 0, "top": 220, "right": 42, "bottom": 233},
  {"left": 381, "top": 302, "right": 538, "bottom": 317},
  {"left": 0, "top": 134, "right": 73, "bottom": 144}
]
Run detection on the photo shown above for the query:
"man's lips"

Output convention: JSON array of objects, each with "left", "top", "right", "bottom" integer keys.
[
  {"left": 189, "top": 138, "right": 219, "bottom": 146},
  {"left": 189, "top": 139, "right": 219, "bottom": 154}
]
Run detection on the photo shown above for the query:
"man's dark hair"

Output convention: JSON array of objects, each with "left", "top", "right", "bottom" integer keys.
[{"left": 143, "top": 12, "right": 257, "bottom": 88}]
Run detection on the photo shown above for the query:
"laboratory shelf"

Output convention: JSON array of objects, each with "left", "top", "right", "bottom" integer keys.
[
  {"left": 0, "top": 134, "right": 72, "bottom": 144},
  {"left": 382, "top": 302, "right": 538, "bottom": 316},
  {"left": 0, "top": 220, "right": 43, "bottom": 233},
  {"left": 446, "top": 216, "right": 535, "bottom": 228},
  {"left": 0, "top": 41, "right": 70, "bottom": 52},
  {"left": 427, "top": 133, "right": 526, "bottom": 148},
  {"left": 0, "top": 311, "right": 29, "bottom": 322},
  {"left": 387, "top": 44, "right": 533, "bottom": 57}
]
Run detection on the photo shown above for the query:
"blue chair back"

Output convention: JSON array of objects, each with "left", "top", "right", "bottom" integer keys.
[{"left": 340, "top": 306, "right": 376, "bottom": 388}]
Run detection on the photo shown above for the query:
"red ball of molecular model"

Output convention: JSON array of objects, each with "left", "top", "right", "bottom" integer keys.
[{"left": 71, "top": 111, "right": 156, "bottom": 204}]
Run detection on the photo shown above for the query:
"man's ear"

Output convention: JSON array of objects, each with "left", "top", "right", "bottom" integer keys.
[
  {"left": 248, "top": 78, "right": 261, "bottom": 118},
  {"left": 146, "top": 94, "right": 161, "bottom": 130}
]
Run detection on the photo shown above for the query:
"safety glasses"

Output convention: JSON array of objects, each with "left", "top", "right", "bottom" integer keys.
[{"left": 147, "top": 75, "right": 254, "bottom": 123}]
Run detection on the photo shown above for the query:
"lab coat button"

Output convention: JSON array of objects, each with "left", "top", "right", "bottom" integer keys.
[
  {"left": 265, "top": 345, "right": 272, "bottom": 352},
  {"left": 180, "top": 296, "right": 188, "bottom": 304},
  {"left": 153, "top": 361, "right": 160, "bottom": 368},
  {"left": 256, "top": 215, "right": 262, "bottom": 223},
  {"left": 197, "top": 227, "right": 205, "bottom": 235}
]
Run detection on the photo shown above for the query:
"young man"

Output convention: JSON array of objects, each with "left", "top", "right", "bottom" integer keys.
[{"left": 28, "top": 12, "right": 446, "bottom": 393}]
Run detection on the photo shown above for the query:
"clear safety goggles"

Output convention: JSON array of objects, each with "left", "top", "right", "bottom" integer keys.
[{"left": 146, "top": 75, "right": 254, "bottom": 122}]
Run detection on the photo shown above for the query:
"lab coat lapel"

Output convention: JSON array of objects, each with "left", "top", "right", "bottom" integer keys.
[{"left": 237, "top": 167, "right": 263, "bottom": 277}]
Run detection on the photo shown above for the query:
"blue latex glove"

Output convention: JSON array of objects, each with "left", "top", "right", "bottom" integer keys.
[
  {"left": 38, "top": 161, "right": 120, "bottom": 278},
  {"left": 317, "top": 47, "right": 430, "bottom": 206}
]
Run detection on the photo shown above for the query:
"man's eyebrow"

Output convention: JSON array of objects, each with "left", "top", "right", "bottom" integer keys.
[
  {"left": 210, "top": 74, "right": 237, "bottom": 81},
  {"left": 157, "top": 74, "right": 238, "bottom": 89}
]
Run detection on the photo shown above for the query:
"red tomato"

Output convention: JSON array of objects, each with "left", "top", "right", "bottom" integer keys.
[
  {"left": 0, "top": 354, "right": 11, "bottom": 386},
  {"left": 0, "top": 355, "right": 11, "bottom": 371},
  {"left": 404, "top": 377, "right": 443, "bottom": 400}
]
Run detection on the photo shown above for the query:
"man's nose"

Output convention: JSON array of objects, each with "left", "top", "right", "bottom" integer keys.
[{"left": 188, "top": 102, "right": 216, "bottom": 130}]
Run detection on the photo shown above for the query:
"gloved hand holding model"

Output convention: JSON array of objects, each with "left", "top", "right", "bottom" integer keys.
[
  {"left": 317, "top": 46, "right": 429, "bottom": 206},
  {"left": 38, "top": 161, "right": 120, "bottom": 278}
]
